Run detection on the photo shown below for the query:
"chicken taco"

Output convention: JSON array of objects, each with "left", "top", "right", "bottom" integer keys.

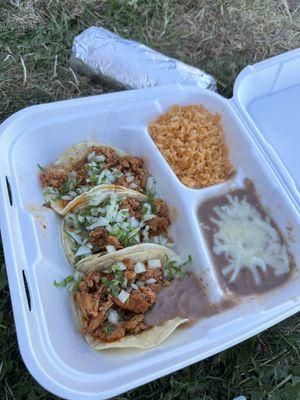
[
  {"left": 39, "top": 141, "right": 153, "bottom": 215},
  {"left": 71, "top": 244, "right": 190, "bottom": 349},
  {"left": 62, "top": 185, "right": 173, "bottom": 266}
]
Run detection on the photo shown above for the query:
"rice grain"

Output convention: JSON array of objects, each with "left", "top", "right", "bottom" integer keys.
[{"left": 148, "top": 105, "right": 235, "bottom": 189}]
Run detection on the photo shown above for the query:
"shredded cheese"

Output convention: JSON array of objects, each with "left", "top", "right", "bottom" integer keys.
[{"left": 211, "top": 195, "right": 290, "bottom": 284}]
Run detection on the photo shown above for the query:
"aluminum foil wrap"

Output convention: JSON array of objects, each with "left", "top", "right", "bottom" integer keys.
[{"left": 71, "top": 27, "right": 217, "bottom": 91}]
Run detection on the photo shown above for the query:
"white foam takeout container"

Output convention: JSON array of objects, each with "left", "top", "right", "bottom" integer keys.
[{"left": 0, "top": 49, "right": 299, "bottom": 400}]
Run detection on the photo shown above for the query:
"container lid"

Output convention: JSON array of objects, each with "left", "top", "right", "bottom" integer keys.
[{"left": 233, "top": 48, "right": 300, "bottom": 209}]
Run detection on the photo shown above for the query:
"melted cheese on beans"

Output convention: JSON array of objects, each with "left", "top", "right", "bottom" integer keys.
[{"left": 211, "top": 195, "right": 290, "bottom": 284}]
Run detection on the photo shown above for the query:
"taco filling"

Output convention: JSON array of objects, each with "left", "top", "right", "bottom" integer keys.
[
  {"left": 40, "top": 144, "right": 151, "bottom": 208},
  {"left": 64, "top": 192, "right": 173, "bottom": 262},
  {"left": 73, "top": 253, "right": 190, "bottom": 343}
]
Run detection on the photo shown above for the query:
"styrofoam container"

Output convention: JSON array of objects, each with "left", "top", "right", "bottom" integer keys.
[{"left": 0, "top": 49, "right": 299, "bottom": 400}]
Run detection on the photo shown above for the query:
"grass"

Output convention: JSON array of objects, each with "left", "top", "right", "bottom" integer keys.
[{"left": 1, "top": 0, "right": 300, "bottom": 399}]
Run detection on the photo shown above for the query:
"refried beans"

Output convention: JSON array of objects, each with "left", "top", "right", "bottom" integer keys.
[
  {"left": 144, "top": 272, "right": 230, "bottom": 326},
  {"left": 198, "top": 179, "right": 294, "bottom": 295}
]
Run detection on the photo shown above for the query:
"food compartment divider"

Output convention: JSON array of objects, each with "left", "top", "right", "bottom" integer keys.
[{"left": 108, "top": 103, "right": 227, "bottom": 302}]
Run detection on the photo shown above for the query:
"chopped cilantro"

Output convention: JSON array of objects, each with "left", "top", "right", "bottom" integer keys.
[
  {"left": 110, "top": 226, "right": 139, "bottom": 247},
  {"left": 88, "top": 174, "right": 98, "bottom": 184},
  {"left": 103, "top": 325, "right": 115, "bottom": 334},
  {"left": 53, "top": 273, "right": 83, "bottom": 292},
  {"left": 101, "top": 277, "right": 122, "bottom": 297},
  {"left": 54, "top": 275, "right": 74, "bottom": 288},
  {"left": 163, "top": 255, "right": 192, "bottom": 280},
  {"left": 37, "top": 163, "right": 44, "bottom": 171},
  {"left": 42, "top": 201, "right": 51, "bottom": 208},
  {"left": 141, "top": 204, "right": 148, "bottom": 214},
  {"left": 146, "top": 191, "right": 157, "bottom": 213}
]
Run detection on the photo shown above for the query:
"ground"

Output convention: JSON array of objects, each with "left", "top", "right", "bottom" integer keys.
[{"left": 1, "top": 1, "right": 300, "bottom": 399}]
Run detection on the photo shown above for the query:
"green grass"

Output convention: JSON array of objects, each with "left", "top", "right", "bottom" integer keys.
[{"left": 1, "top": 1, "right": 300, "bottom": 399}]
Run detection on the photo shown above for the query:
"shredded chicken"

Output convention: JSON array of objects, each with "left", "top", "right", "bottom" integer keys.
[
  {"left": 95, "top": 324, "right": 126, "bottom": 342},
  {"left": 89, "top": 227, "right": 108, "bottom": 248},
  {"left": 154, "top": 199, "right": 170, "bottom": 219},
  {"left": 74, "top": 254, "right": 175, "bottom": 343},
  {"left": 123, "top": 314, "right": 146, "bottom": 334},
  {"left": 146, "top": 216, "right": 170, "bottom": 236},
  {"left": 107, "top": 236, "right": 122, "bottom": 250},
  {"left": 40, "top": 166, "right": 69, "bottom": 188},
  {"left": 114, "top": 286, "right": 157, "bottom": 313},
  {"left": 40, "top": 145, "right": 149, "bottom": 195},
  {"left": 140, "top": 268, "right": 163, "bottom": 282},
  {"left": 123, "top": 258, "right": 136, "bottom": 281},
  {"left": 89, "top": 227, "right": 123, "bottom": 251},
  {"left": 119, "top": 155, "right": 143, "bottom": 170},
  {"left": 120, "top": 198, "right": 142, "bottom": 220},
  {"left": 100, "top": 147, "right": 119, "bottom": 168}
]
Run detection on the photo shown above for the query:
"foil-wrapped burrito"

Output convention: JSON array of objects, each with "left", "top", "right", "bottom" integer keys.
[{"left": 71, "top": 27, "right": 216, "bottom": 91}]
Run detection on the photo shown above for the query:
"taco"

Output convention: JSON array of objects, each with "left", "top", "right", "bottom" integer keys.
[
  {"left": 73, "top": 243, "right": 189, "bottom": 349},
  {"left": 39, "top": 141, "right": 153, "bottom": 215},
  {"left": 62, "top": 185, "right": 173, "bottom": 266}
]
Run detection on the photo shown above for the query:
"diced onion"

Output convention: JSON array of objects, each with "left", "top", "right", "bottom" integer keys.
[
  {"left": 75, "top": 245, "right": 92, "bottom": 257},
  {"left": 146, "top": 278, "right": 157, "bottom": 285},
  {"left": 69, "top": 191, "right": 78, "bottom": 198},
  {"left": 87, "top": 151, "right": 96, "bottom": 161},
  {"left": 142, "top": 230, "right": 149, "bottom": 239},
  {"left": 126, "top": 175, "right": 135, "bottom": 183},
  {"left": 134, "top": 234, "right": 140, "bottom": 243},
  {"left": 159, "top": 235, "right": 168, "bottom": 246},
  {"left": 117, "top": 262, "right": 127, "bottom": 271},
  {"left": 146, "top": 176, "right": 156, "bottom": 193},
  {"left": 107, "top": 310, "right": 119, "bottom": 325},
  {"left": 134, "top": 262, "right": 146, "bottom": 273},
  {"left": 86, "top": 217, "right": 108, "bottom": 230},
  {"left": 117, "top": 290, "right": 130, "bottom": 303},
  {"left": 77, "top": 215, "right": 85, "bottom": 223},
  {"left": 148, "top": 259, "right": 162, "bottom": 269},
  {"left": 67, "top": 230, "right": 82, "bottom": 244},
  {"left": 115, "top": 210, "right": 128, "bottom": 223},
  {"left": 97, "top": 169, "right": 115, "bottom": 185},
  {"left": 136, "top": 280, "right": 145, "bottom": 286},
  {"left": 153, "top": 236, "right": 160, "bottom": 244},
  {"left": 129, "top": 182, "right": 138, "bottom": 189},
  {"left": 122, "top": 278, "right": 128, "bottom": 288},
  {"left": 112, "top": 168, "right": 122, "bottom": 178},
  {"left": 69, "top": 171, "right": 77, "bottom": 178},
  {"left": 61, "top": 194, "right": 73, "bottom": 201},
  {"left": 94, "top": 155, "right": 105, "bottom": 162},
  {"left": 131, "top": 283, "right": 138, "bottom": 290},
  {"left": 130, "top": 217, "right": 139, "bottom": 228},
  {"left": 106, "top": 245, "right": 116, "bottom": 253},
  {"left": 143, "top": 214, "right": 156, "bottom": 222}
]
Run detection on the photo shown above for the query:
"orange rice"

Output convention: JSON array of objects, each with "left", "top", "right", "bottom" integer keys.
[{"left": 148, "top": 104, "right": 235, "bottom": 188}]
